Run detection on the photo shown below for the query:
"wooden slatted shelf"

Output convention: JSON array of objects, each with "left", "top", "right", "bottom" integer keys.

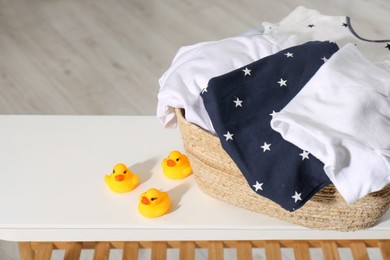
[{"left": 18, "top": 239, "right": 390, "bottom": 260}]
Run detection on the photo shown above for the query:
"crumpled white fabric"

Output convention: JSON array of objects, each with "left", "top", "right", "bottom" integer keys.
[
  {"left": 157, "top": 34, "right": 299, "bottom": 133},
  {"left": 271, "top": 44, "right": 390, "bottom": 204},
  {"left": 262, "top": 6, "right": 390, "bottom": 73}
]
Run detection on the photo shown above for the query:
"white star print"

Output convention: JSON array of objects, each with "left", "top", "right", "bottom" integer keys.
[
  {"left": 285, "top": 52, "right": 294, "bottom": 58},
  {"left": 292, "top": 191, "right": 302, "bottom": 203},
  {"left": 242, "top": 67, "right": 251, "bottom": 76},
  {"left": 260, "top": 142, "right": 271, "bottom": 152},
  {"left": 233, "top": 97, "right": 243, "bottom": 107},
  {"left": 269, "top": 110, "right": 278, "bottom": 118},
  {"left": 201, "top": 85, "right": 208, "bottom": 94},
  {"left": 223, "top": 131, "right": 234, "bottom": 141},
  {"left": 253, "top": 181, "right": 264, "bottom": 191},
  {"left": 300, "top": 150, "right": 310, "bottom": 161},
  {"left": 321, "top": 57, "right": 328, "bottom": 63},
  {"left": 277, "top": 78, "right": 287, "bottom": 87}
]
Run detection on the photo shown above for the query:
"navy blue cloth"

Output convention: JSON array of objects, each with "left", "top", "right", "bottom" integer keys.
[{"left": 201, "top": 41, "right": 339, "bottom": 211}]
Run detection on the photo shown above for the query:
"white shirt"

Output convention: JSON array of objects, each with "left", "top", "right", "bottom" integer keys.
[
  {"left": 271, "top": 44, "right": 390, "bottom": 204},
  {"left": 157, "top": 34, "right": 299, "bottom": 133}
]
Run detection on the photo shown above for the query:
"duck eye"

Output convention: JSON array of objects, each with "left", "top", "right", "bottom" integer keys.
[
  {"left": 176, "top": 158, "right": 180, "bottom": 161},
  {"left": 113, "top": 169, "right": 115, "bottom": 173},
  {"left": 151, "top": 197, "right": 157, "bottom": 201},
  {"left": 124, "top": 170, "right": 127, "bottom": 174}
]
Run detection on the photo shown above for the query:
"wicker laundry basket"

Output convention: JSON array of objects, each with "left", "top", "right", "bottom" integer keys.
[{"left": 175, "top": 108, "right": 390, "bottom": 231}]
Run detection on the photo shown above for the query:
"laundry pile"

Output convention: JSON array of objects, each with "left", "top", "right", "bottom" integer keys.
[{"left": 157, "top": 6, "right": 390, "bottom": 211}]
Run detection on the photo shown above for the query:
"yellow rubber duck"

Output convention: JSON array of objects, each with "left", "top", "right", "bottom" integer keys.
[
  {"left": 161, "top": 150, "right": 192, "bottom": 180},
  {"left": 104, "top": 163, "right": 139, "bottom": 193},
  {"left": 138, "top": 188, "right": 170, "bottom": 218}
]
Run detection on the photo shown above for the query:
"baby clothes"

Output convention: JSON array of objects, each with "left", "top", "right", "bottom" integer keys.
[
  {"left": 202, "top": 41, "right": 339, "bottom": 211},
  {"left": 157, "top": 34, "right": 299, "bottom": 133},
  {"left": 262, "top": 6, "right": 390, "bottom": 72},
  {"left": 271, "top": 44, "right": 390, "bottom": 204}
]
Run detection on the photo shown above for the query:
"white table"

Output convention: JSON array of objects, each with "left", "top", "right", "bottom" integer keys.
[{"left": 0, "top": 116, "right": 389, "bottom": 259}]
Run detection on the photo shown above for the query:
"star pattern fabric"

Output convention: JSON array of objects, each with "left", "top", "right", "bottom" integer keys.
[
  {"left": 201, "top": 41, "right": 339, "bottom": 211},
  {"left": 157, "top": 33, "right": 299, "bottom": 134}
]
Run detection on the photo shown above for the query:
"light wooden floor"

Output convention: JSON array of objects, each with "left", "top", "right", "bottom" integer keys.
[
  {"left": 0, "top": 0, "right": 389, "bottom": 259},
  {"left": 0, "top": 0, "right": 389, "bottom": 116}
]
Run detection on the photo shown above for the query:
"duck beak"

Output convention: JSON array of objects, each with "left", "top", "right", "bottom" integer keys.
[
  {"left": 141, "top": 196, "right": 150, "bottom": 205},
  {"left": 167, "top": 159, "right": 176, "bottom": 167},
  {"left": 115, "top": 175, "right": 125, "bottom": 182}
]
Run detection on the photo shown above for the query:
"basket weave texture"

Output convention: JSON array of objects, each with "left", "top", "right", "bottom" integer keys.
[{"left": 175, "top": 108, "right": 390, "bottom": 231}]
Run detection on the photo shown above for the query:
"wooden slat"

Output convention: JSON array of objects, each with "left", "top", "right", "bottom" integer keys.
[
  {"left": 151, "top": 241, "right": 167, "bottom": 260},
  {"left": 264, "top": 241, "right": 282, "bottom": 260},
  {"left": 34, "top": 242, "right": 53, "bottom": 260},
  {"left": 64, "top": 242, "right": 82, "bottom": 260},
  {"left": 17, "top": 239, "right": 390, "bottom": 260},
  {"left": 19, "top": 242, "right": 35, "bottom": 260},
  {"left": 350, "top": 241, "right": 369, "bottom": 260},
  {"left": 321, "top": 241, "right": 340, "bottom": 260},
  {"left": 235, "top": 241, "right": 252, "bottom": 260},
  {"left": 293, "top": 241, "right": 311, "bottom": 260},
  {"left": 378, "top": 240, "right": 390, "bottom": 259},
  {"left": 208, "top": 241, "right": 224, "bottom": 260},
  {"left": 179, "top": 241, "right": 195, "bottom": 260},
  {"left": 93, "top": 242, "right": 110, "bottom": 260},
  {"left": 123, "top": 242, "right": 139, "bottom": 260}
]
